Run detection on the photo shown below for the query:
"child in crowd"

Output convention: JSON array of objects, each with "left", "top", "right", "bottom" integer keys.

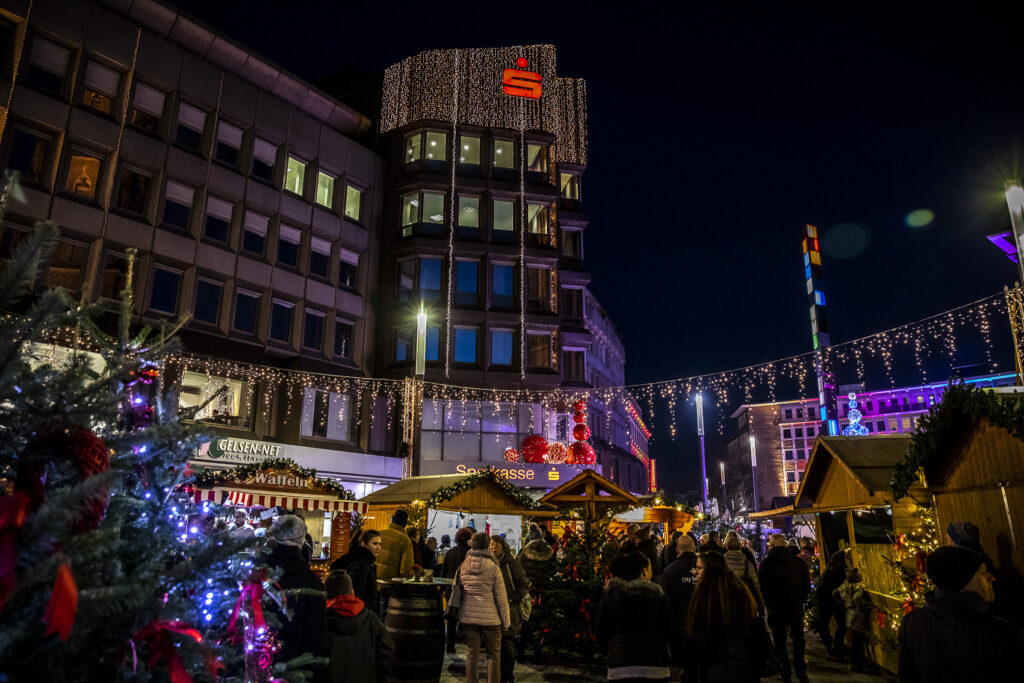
[
  {"left": 325, "top": 569, "right": 394, "bottom": 683},
  {"left": 833, "top": 567, "right": 875, "bottom": 673}
]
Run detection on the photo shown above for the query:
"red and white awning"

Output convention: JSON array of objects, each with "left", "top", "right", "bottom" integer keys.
[{"left": 193, "top": 488, "right": 368, "bottom": 514}]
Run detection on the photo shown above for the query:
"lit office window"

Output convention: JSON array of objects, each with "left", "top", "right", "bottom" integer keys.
[
  {"left": 65, "top": 150, "right": 102, "bottom": 200},
  {"left": 493, "top": 139, "right": 514, "bottom": 169},
  {"left": 316, "top": 171, "right": 335, "bottom": 208},
  {"left": 560, "top": 172, "right": 581, "bottom": 201},
  {"left": 493, "top": 199, "right": 515, "bottom": 240},
  {"left": 458, "top": 197, "right": 480, "bottom": 228},
  {"left": 459, "top": 135, "right": 480, "bottom": 164},
  {"left": 424, "top": 131, "right": 446, "bottom": 160},
  {"left": 344, "top": 184, "right": 362, "bottom": 221},
  {"left": 285, "top": 156, "right": 306, "bottom": 195},
  {"left": 404, "top": 133, "right": 421, "bottom": 163},
  {"left": 526, "top": 143, "right": 548, "bottom": 173}
]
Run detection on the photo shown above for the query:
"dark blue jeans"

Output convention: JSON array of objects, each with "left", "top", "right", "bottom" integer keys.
[{"left": 769, "top": 612, "right": 806, "bottom": 677}]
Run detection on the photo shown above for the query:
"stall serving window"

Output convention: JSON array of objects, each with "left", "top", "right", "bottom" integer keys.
[{"left": 179, "top": 371, "right": 252, "bottom": 428}]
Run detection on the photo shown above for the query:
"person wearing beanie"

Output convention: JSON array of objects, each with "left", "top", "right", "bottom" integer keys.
[
  {"left": 264, "top": 515, "right": 328, "bottom": 669},
  {"left": 899, "top": 546, "right": 1024, "bottom": 682}
]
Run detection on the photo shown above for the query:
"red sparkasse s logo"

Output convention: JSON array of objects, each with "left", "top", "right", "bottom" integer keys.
[{"left": 502, "top": 57, "right": 542, "bottom": 99}]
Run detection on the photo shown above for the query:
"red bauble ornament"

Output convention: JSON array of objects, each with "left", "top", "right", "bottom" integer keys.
[
  {"left": 572, "top": 400, "right": 587, "bottom": 413},
  {"left": 504, "top": 447, "right": 520, "bottom": 463},
  {"left": 567, "top": 442, "right": 596, "bottom": 465},
  {"left": 521, "top": 435, "right": 549, "bottom": 463},
  {"left": 572, "top": 411, "right": 587, "bottom": 424},
  {"left": 546, "top": 442, "right": 567, "bottom": 464},
  {"left": 572, "top": 424, "right": 591, "bottom": 442},
  {"left": 68, "top": 427, "right": 110, "bottom": 531}
]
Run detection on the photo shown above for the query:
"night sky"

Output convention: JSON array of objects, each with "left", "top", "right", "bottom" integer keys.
[{"left": 173, "top": 1, "right": 1024, "bottom": 492}]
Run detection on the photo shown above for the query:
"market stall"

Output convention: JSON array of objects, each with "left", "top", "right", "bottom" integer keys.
[{"left": 539, "top": 468, "right": 639, "bottom": 537}]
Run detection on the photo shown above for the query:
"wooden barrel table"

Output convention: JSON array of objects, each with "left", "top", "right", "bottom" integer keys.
[{"left": 384, "top": 579, "right": 450, "bottom": 683}]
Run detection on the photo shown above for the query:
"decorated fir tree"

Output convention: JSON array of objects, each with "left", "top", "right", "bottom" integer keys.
[{"left": 0, "top": 187, "right": 318, "bottom": 681}]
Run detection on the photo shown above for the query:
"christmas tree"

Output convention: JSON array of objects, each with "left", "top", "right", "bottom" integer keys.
[{"left": 0, "top": 181, "right": 318, "bottom": 681}]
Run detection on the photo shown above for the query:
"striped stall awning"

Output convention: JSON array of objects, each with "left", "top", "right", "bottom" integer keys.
[{"left": 193, "top": 488, "right": 368, "bottom": 514}]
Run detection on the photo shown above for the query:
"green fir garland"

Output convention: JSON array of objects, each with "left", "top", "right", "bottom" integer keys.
[
  {"left": 192, "top": 457, "right": 355, "bottom": 500},
  {"left": 426, "top": 466, "right": 542, "bottom": 510},
  {"left": 890, "top": 383, "right": 1024, "bottom": 499}
]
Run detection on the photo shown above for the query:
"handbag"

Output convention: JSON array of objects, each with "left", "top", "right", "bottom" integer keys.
[
  {"left": 444, "top": 569, "right": 463, "bottom": 620},
  {"left": 519, "top": 578, "right": 533, "bottom": 622}
]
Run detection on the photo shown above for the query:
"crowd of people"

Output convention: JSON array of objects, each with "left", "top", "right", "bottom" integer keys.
[{"left": 247, "top": 506, "right": 1024, "bottom": 683}]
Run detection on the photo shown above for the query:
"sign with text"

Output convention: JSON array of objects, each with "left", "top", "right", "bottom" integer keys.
[
  {"left": 418, "top": 460, "right": 599, "bottom": 489},
  {"left": 197, "top": 438, "right": 283, "bottom": 464}
]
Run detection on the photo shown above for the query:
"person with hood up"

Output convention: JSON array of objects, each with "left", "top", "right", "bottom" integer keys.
[
  {"left": 723, "top": 532, "right": 764, "bottom": 612},
  {"left": 266, "top": 515, "right": 328, "bottom": 668},
  {"left": 458, "top": 532, "right": 510, "bottom": 683},
  {"left": 490, "top": 535, "right": 529, "bottom": 683},
  {"left": 597, "top": 551, "right": 683, "bottom": 683},
  {"left": 325, "top": 569, "right": 394, "bottom": 683},
  {"left": 330, "top": 529, "right": 382, "bottom": 617},
  {"left": 899, "top": 545, "right": 1024, "bottom": 682}
]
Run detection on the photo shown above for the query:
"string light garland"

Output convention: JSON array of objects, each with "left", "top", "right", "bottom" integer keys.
[
  {"left": 444, "top": 51, "right": 460, "bottom": 378},
  {"left": 192, "top": 458, "right": 356, "bottom": 500},
  {"left": 422, "top": 465, "right": 542, "bottom": 510},
  {"left": 882, "top": 504, "right": 939, "bottom": 632}
]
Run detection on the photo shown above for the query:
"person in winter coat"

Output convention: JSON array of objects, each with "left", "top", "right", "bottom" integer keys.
[
  {"left": 516, "top": 538, "right": 555, "bottom": 659},
  {"left": 758, "top": 534, "right": 810, "bottom": 683},
  {"left": 815, "top": 550, "right": 850, "bottom": 660},
  {"left": 635, "top": 527, "right": 660, "bottom": 570},
  {"left": 490, "top": 536, "right": 529, "bottom": 683},
  {"left": 899, "top": 545, "right": 1024, "bottom": 682},
  {"left": 796, "top": 538, "right": 815, "bottom": 570},
  {"left": 377, "top": 510, "right": 414, "bottom": 583},
  {"left": 325, "top": 569, "right": 394, "bottom": 683},
  {"left": 723, "top": 533, "right": 764, "bottom": 611},
  {"left": 658, "top": 534, "right": 699, "bottom": 634},
  {"left": 832, "top": 568, "right": 874, "bottom": 673},
  {"left": 443, "top": 527, "right": 475, "bottom": 653},
  {"left": 407, "top": 527, "right": 424, "bottom": 567},
  {"left": 658, "top": 531, "right": 683, "bottom": 574},
  {"left": 739, "top": 537, "right": 758, "bottom": 568},
  {"left": 597, "top": 552, "right": 684, "bottom": 682},
  {"left": 685, "top": 550, "right": 759, "bottom": 683},
  {"left": 698, "top": 531, "right": 722, "bottom": 554},
  {"left": 459, "top": 532, "right": 510, "bottom": 683},
  {"left": 265, "top": 515, "right": 328, "bottom": 669},
  {"left": 330, "top": 529, "right": 382, "bottom": 617}
]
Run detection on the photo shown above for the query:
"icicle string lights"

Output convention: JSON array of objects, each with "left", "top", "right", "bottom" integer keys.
[{"left": 444, "top": 51, "right": 460, "bottom": 378}]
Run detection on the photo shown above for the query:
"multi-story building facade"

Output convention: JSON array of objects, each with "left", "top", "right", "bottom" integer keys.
[
  {"left": 0, "top": 0, "right": 403, "bottom": 499},
  {"left": 374, "top": 46, "right": 652, "bottom": 494},
  {"left": 723, "top": 372, "right": 1017, "bottom": 511}
]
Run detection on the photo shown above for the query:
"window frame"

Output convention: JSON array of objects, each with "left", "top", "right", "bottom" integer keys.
[
  {"left": 149, "top": 264, "right": 182, "bottom": 315},
  {"left": 284, "top": 155, "right": 307, "bottom": 197},
  {"left": 161, "top": 180, "right": 194, "bottom": 232},
  {"left": 192, "top": 277, "right": 223, "bottom": 326},
  {"left": 315, "top": 170, "right": 336, "bottom": 209},
  {"left": 302, "top": 308, "right": 326, "bottom": 352},
  {"left": 232, "top": 288, "right": 261, "bottom": 335},
  {"left": 268, "top": 298, "right": 295, "bottom": 344},
  {"left": 343, "top": 183, "right": 363, "bottom": 222},
  {"left": 452, "top": 326, "right": 479, "bottom": 365}
]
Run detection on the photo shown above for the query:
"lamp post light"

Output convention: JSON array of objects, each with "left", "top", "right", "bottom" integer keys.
[
  {"left": 415, "top": 305, "right": 427, "bottom": 377},
  {"left": 720, "top": 461, "right": 727, "bottom": 511},
  {"left": 749, "top": 434, "right": 760, "bottom": 512},
  {"left": 696, "top": 393, "right": 708, "bottom": 512},
  {"left": 1006, "top": 180, "right": 1024, "bottom": 284}
]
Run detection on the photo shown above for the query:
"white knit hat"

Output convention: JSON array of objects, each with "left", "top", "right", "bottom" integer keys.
[{"left": 270, "top": 515, "right": 307, "bottom": 547}]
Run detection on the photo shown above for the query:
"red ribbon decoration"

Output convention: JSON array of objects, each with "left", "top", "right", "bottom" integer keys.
[
  {"left": 875, "top": 610, "right": 886, "bottom": 627},
  {"left": 915, "top": 550, "right": 927, "bottom": 572},
  {"left": 227, "top": 581, "right": 266, "bottom": 639},
  {"left": 902, "top": 598, "right": 914, "bottom": 614},
  {"left": 0, "top": 492, "right": 30, "bottom": 612},
  {"left": 133, "top": 620, "right": 203, "bottom": 683},
  {"left": 43, "top": 561, "right": 78, "bottom": 640}
]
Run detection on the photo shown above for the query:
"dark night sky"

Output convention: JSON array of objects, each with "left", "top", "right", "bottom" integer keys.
[{"left": 173, "top": 1, "right": 1024, "bottom": 492}]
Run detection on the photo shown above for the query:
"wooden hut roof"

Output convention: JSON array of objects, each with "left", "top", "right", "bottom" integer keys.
[
  {"left": 539, "top": 468, "right": 639, "bottom": 509},
  {"left": 794, "top": 435, "right": 911, "bottom": 512},
  {"left": 358, "top": 474, "right": 552, "bottom": 516}
]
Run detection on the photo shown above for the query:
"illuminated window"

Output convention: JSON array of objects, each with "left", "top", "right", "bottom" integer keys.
[
  {"left": 242, "top": 210, "right": 269, "bottom": 256},
  {"left": 453, "top": 327, "right": 478, "bottom": 364},
  {"left": 233, "top": 289, "right": 260, "bottom": 334},
  {"left": 526, "top": 266, "right": 551, "bottom": 311},
  {"left": 424, "top": 131, "right": 446, "bottom": 161},
  {"left": 204, "top": 196, "right": 233, "bottom": 243},
  {"left": 310, "top": 237, "right": 331, "bottom": 278},
  {"left": 814, "top": 290, "right": 826, "bottom": 306},
  {"left": 902, "top": 417, "right": 912, "bottom": 430},
  {"left": 303, "top": 309, "right": 325, "bottom": 351},
  {"left": 457, "top": 196, "right": 479, "bottom": 238},
  {"left": 339, "top": 249, "right": 359, "bottom": 291},
  {"left": 300, "top": 389, "right": 356, "bottom": 442},
  {"left": 269, "top": 300, "right": 294, "bottom": 343},
  {"left": 425, "top": 325, "right": 440, "bottom": 361},
  {"left": 493, "top": 139, "right": 514, "bottom": 169},
  {"left": 493, "top": 199, "right": 515, "bottom": 241},
  {"left": 26, "top": 37, "right": 69, "bottom": 94},
  {"left": 419, "top": 257, "right": 442, "bottom": 302},
  {"left": 560, "top": 172, "right": 581, "bottom": 201},
  {"left": 45, "top": 240, "right": 87, "bottom": 294},
  {"left": 174, "top": 102, "right": 206, "bottom": 152},
  {"left": 455, "top": 260, "right": 478, "bottom": 306},
  {"left": 162, "top": 181, "right": 193, "bottom": 230},
  {"left": 65, "top": 150, "right": 102, "bottom": 200},
  {"left": 131, "top": 83, "right": 165, "bottom": 133},
  {"left": 459, "top": 135, "right": 480, "bottom": 164},
  {"left": 215, "top": 121, "right": 243, "bottom": 167},
  {"left": 344, "top": 184, "right": 362, "bottom": 221},
  {"left": 404, "top": 133, "right": 422, "bottom": 163},
  {"left": 491, "top": 263, "right": 515, "bottom": 309},
  {"left": 527, "top": 332, "right": 551, "bottom": 369},
  {"left": 277, "top": 224, "right": 301, "bottom": 268},
  {"left": 150, "top": 266, "right": 181, "bottom": 313},
  {"left": 527, "top": 202, "right": 551, "bottom": 241},
  {"left": 400, "top": 191, "right": 443, "bottom": 235},
  {"left": 7, "top": 128, "right": 51, "bottom": 183},
  {"left": 179, "top": 371, "right": 251, "bottom": 427},
  {"left": 81, "top": 61, "right": 120, "bottom": 114},
  {"left": 252, "top": 138, "right": 277, "bottom": 182},
  {"left": 285, "top": 156, "right": 306, "bottom": 195},
  {"left": 193, "top": 279, "right": 222, "bottom": 325},
  {"left": 526, "top": 143, "right": 548, "bottom": 173},
  {"left": 115, "top": 166, "right": 150, "bottom": 214},
  {"left": 334, "top": 320, "right": 354, "bottom": 360},
  {"left": 315, "top": 171, "right": 335, "bottom": 208}
]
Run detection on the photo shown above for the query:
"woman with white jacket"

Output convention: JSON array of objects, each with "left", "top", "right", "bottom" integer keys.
[{"left": 458, "top": 532, "right": 510, "bottom": 683}]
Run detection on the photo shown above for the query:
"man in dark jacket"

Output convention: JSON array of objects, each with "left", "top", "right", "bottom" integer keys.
[
  {"left": 266, "top": 515, "right": 328, "bottom": 670},
  {"left": 325, "top": 569, "right": 394, "bottom": 682},
  {"left": 899, "top": 545, "right": 1024, "bottom": 682},
  {"left": 442, "top": 526, "right": 474, "bottom": 653},
  {"left": 657, "top": 534, "right": 698, "bottom": 633},
  {"left": 698, "top": 530, "right": 722, "bottom": 554},
  {"left": 759, "top": 533, "right": 811, "bottom": 683},
  {"left": 658, "top": 531, "right": 683, "bottom": 575},
  {"left": 636, "top": 526, "right": 660, "bottom": 571}
]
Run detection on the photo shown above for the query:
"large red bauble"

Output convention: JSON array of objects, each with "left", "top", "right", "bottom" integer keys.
[
  {"left": 572, "top": 424, "right": 591, "bottom": 442},
  {"left": 546, "top": 442, "right": 567, "bottom": 464},
  {"left": 521, "top": 435, "right": 549, "bottom": 463},
  {"left": 69, "top": 427, "right": 110, "bottom": 531},
  {"left": 572, "top": 411, "right": 587, "bottom": 424},
  {"left": 572, "top": 400, "right": 587, "bottom": 413},
  {"left": 567, "top": 442, "right": 597, "bottom": 465},
  {"left": 504, "top": 447, "right": 520, "bottom": 463}
]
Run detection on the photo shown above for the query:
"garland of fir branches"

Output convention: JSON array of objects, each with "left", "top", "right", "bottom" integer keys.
[
  {"left": 891, "top": 382, "right": 1024, "bottom": 499},
  {"left": 192, "top": 457, "right": 355, "bottom": 500},
  {"left": 426, "top": 466, "right": 541, "bottom": 510}
]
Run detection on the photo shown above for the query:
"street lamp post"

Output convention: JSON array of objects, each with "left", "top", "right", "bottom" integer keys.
[
  {"left": 415, "top": 305, "right": 427, "bottom": 378},
  {"left": 697, "top": 394, "right": 708, "bottom": 512},
  {"left": 1006, "top": 180, "right": 1024, "bottom": 285},
  {"left": 720, "top": 461, "right": 727, "bottom": 512},
  {"left": 749, "top": 434, "right": 760, "bottom": 512}
]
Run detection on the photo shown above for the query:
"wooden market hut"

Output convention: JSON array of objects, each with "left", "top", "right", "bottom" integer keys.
[{"left": 539, "top": 469, "right": 640, "bottom": 530}]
